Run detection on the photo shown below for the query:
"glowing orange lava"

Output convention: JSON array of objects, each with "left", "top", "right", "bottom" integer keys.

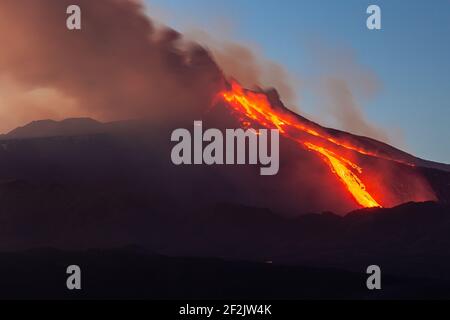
[{"left": 220, "top": 81, "right": 382, "bottom": 208}]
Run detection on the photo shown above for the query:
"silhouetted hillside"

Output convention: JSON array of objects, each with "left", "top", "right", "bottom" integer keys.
[
  {"left": 0, "top": 119, "right": 450, "bottom": 298},
  {"left": 1, "top": 247, "right": 449, "bottom": 299},
  {"left": 4, "top": 118, "right": 105, "bottom": 139}
]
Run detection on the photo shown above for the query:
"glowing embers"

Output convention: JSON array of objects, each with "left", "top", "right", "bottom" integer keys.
[{"left": 220, "top": 81, "right": 381, "bottom": 208}]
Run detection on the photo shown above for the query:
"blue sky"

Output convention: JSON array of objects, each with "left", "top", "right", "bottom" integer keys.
[{"left": 147, "top": 0, "right": 450, "bottom": 163}]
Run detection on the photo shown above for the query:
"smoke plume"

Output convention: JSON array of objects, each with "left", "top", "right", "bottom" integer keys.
[
  {"left": 0, "top": 0, "right": 224, "bottom": 133},
  {"left": 0, "top": 0, "right": 395, "bottom": 147},
  {"left": 186, "top": 30, "right": 299, "bottom": 108},
  {"left": 306, "top": 42, "right": 393, "bottom": 143}
]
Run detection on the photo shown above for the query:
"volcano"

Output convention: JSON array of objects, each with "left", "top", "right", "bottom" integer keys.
[
  {"left": 0, "top": 82, "right": 449, "bottom": 217},
  {"left": 1, "top": 90, "right": 450, "bottom": 298},
  {"left": 1, "top": 0, "right": 450, "bottom": 300}
]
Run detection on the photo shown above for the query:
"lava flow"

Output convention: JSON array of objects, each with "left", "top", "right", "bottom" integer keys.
[{"left": 220, "top": 81, "right": 381, "bottom": 208}]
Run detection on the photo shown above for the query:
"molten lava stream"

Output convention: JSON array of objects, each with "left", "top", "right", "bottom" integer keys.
[
  {"left": 303, "top": 142, "right": 380, "bottom": 208},
  {"left": 220, "top": 81, "right": 381, "bottom": 208}
]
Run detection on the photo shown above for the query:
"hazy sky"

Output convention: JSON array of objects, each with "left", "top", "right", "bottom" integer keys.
[{"left": 147, "top": 0, "right": 450, "bottom": 163}]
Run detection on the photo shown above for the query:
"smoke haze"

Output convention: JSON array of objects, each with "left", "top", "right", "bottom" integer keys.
[
  {"left": 0, "top": 0, "right": 397, "bottom": 147},
  {"left": 0, "top": 0, "right": 223, "bottom": 133}
]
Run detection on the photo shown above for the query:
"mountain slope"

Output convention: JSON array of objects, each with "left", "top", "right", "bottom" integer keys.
[
  {"left": 3, "top": 118, "right": 104, "bottom": 139},
  {"left": 0, "top": 118, "right": 449, "bottom": 290}
]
